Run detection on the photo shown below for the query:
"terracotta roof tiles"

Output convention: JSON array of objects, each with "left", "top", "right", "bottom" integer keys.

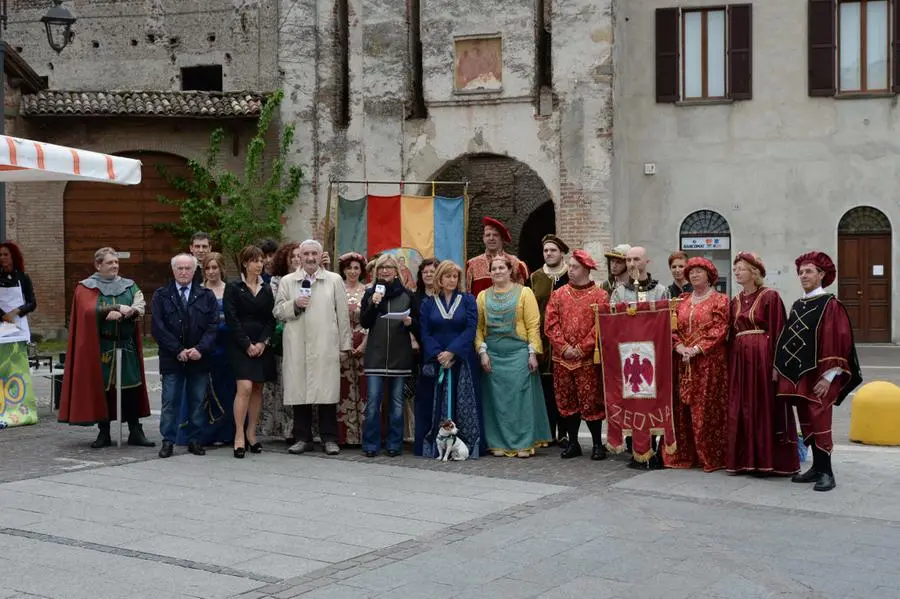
[{"left": 22, "top": 90, "right": 266, "bottom": 118}]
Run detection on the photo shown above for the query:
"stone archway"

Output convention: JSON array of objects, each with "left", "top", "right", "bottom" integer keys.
[
  {"left": 64, "top": 151, "right": 189, "bottom": 329},
  {"left": 428, "top": 153, "right": 554, "bottom": 265}
]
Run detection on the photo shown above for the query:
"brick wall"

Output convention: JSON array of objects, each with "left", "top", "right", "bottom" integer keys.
[
  {"left": 6, "top": 117, "right": 258, "bottom": 337},
  {"left": 431, "top": 154, "right": 554, "bottom": 262}
]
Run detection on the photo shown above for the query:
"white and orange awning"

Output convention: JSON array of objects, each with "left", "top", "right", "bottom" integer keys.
[{"left": 0, "top": 134, "right": 142, "bottom": 185}]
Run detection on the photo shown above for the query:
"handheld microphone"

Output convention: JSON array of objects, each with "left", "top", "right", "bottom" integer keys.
[
  {"left": 298, "top": 279, "right": 311, "bottom": 312},
  {"left": 375, "top": 283, "right": 386, "bottom": 296}
]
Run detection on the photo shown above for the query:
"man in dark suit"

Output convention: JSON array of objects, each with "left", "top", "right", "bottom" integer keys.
[
  {"left": 189, "top": 232, "right": 212, "bottom": 286},
  {"left": 152, "top": 253, "right": 218, "bottom": 458}
]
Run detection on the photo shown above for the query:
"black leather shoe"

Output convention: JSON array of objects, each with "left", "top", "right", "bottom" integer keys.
[
  {"left": 792, "top": 466, "right": 818, "bottom": 483},
  {"left": 158, "top": 441, "right": 174, "bottom": 459},
  {"left": 90, "top": 427, "right": 112, "bottom": 449},
  {"left": 591, "top": 444, "right": 608, "bottom": 461},
  {"left": 248, "top": 442, "right": 262, "bottom": 454},
  {"left": 233, "top": 446, "right": 246, "bottom": 459},
  {"left": 188, "top": 443, "right": 206, "bottom": 456},
  {"left": 386, "top": 449, "right": 401, "bottom": 457},
  {"left": 561, "top": 442, "right": 583, "bottom": 459},
  {"left": 813, "top": 473, "right": 836, "bottom": 492},
  {"left": 364, "top": 450, "right": 377, "bottom": 458}
]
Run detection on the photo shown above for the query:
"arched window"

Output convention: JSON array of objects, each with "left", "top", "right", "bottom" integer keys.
[
  {"left": 680, "top": 209, "right": 732, "bottom": 236},
  {"left": 838, "top": 206, "right": 891, "bottom": 235}
]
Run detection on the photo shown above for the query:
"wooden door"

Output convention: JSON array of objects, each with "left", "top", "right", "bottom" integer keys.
[
  {"left": 64, "top": 152, "right": 188, "bottom": 330},
  {"left": 838, "top": 234, "right": 892, "bottom": 343}
]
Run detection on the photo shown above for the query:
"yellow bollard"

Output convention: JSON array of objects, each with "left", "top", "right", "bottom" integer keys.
[{"left": 849, "top": 381, "right": 900, "bottom": 446}]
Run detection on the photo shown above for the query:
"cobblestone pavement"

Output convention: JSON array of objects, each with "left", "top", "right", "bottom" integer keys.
[{"left": 1, "top": 346, "right": 897, "bottom": 598}]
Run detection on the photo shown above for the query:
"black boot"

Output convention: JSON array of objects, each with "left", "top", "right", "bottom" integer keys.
[
  {"left": 792, "top": 443, "right": 820, "bottom": 483},
  {"left": 586, "top": 420, "right": 607, "bottom": 461},
  {"left": 127, "top": 421, "right": 156, "bottom": 447},
  {"left": 90, "top": 422, "right": 112, "bottom": 448},
  {"left": 560, "top": 415, "right": 582, "bottom": 458},
  {"left": 811, "top": 447, "right": 835, "bottom": 491}
]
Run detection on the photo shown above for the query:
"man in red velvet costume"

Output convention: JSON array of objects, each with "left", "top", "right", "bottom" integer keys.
[
  {"left": 544, "top": 250, "right": 609, "bottom": 461},
  {"left": 775, "top": 251, "right": 862, "bottom": 492},
  {"left": 465, "top": 216, "right": 528, "bottom": 296},
  {"left": 59, "top": 247, "right": 154, "bottom": 449}
]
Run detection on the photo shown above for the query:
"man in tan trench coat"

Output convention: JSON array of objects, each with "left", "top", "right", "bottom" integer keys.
[{"left": 274, "top": 240, "right": 351, "bottom": 456}]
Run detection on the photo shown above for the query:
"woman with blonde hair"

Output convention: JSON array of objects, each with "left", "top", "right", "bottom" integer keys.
[
  {"left": 418, "top": 261, "right": 482, "bottom": 457},
  {"left": 727, "top": 252, "right": 798, "bottom": 475},
  {"left": 477, "top": 256, "right": 551, "bottom": 458},
  {"left": 359, "top": 253, "right": 419, "bottom": 457}
]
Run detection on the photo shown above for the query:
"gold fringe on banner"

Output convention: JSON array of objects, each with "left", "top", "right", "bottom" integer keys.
[{"left": 591, "top": 303, "right": 602, "bottom": 365}]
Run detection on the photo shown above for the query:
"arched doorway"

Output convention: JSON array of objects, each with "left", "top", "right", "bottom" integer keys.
[
  {"left": 838, "top": 206, "right": 892, "bottom": 343},
  {"left": 430, "top": 154, "right": 554, "bottom": 267},
  {"left": 679, "top": 210, "right": 732, "bottom": 295},
  {"left": 64, "top": 151, "right": 188, "bottom": 330}
]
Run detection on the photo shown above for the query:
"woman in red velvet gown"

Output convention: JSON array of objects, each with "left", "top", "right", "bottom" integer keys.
[
  {"left": 727, "top": 253, "right": 800, "bottom": 475},
  {"left": 667, "top": 257, "right": 729, "bottom": 472}
]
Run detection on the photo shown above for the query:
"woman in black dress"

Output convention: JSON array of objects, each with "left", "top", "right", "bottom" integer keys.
[{"left": 224, "top": 245, "right": 276, "bottom": 458}]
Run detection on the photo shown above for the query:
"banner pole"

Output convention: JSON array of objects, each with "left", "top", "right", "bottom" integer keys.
[{"left": 115, "top": 347, "right": 123, "bottom": 448}]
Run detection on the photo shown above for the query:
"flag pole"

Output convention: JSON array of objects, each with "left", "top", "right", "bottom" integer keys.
[{"left": 115, "top": 347, "right": 123, "bottom": 448}]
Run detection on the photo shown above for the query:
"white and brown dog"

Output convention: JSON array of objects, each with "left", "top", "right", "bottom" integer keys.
[{"left": 435, "top": 419, "right": 469, "bottom": 461}]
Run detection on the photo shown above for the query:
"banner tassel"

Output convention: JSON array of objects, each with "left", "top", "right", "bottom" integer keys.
[{"left": 591, "top": 304, "right": 601, "bottom": 365}]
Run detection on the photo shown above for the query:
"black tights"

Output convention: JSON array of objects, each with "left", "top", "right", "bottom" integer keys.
[
  {"left": 562, "top": 415, "right": 604, "bottom": 446},
  {"left": 811, "top": 445, "right": 833, "bottom": 476}
]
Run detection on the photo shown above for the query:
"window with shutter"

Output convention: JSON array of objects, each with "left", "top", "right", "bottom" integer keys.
[
  {"left": 837, "top": 0, "right": 890, "bottom": 93},
  {"left": 656, "top": 8, "right": 680, "bottom": 103},
  {"left": 655, "top": 5, "right": 753, "bottom": 104},
  {"left": 728, "top": 4, "right": 753, "bottom": 99},
  {"left": 808, "top": 0, "right": 837, "bottom": 96}
]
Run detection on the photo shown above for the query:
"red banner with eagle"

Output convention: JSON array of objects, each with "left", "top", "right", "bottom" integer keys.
[{"left": 599, "top": 300, "right": 677, "bottom": 462}]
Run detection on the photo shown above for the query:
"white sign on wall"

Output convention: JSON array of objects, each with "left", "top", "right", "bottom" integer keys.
[{"left": 681, "top": 237, "right": 730, "bottom": 251}]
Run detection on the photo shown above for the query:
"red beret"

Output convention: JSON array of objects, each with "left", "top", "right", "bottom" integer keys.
[
  {"left": 685, "top": 257, "right": 718, "bottom": 284},
  {"left": 734, "top": 251, "right": 766, "bottom": 278},
  {"left": 795, "top": 251, "right": 836, "bottom": 288},
  {"left": 482, "top": 217, "right": 512, "bottom": 243},
  {"left": 572, "top": 249, "right": 597, "bottom": 271}
]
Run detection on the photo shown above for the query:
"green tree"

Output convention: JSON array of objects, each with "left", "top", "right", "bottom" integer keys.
[{"left": 156, "top": 89, "right": 303, "bottom": 265}]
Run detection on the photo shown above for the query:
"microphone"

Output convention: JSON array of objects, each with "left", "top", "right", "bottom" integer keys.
[
  {"left": 375, "top": 283, "right": 386, "bottom": 296},
  {"left": 298, "top": 279, "right": 311, "bottom": 312}
]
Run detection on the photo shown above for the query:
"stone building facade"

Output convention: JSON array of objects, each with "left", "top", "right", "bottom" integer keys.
[
  {"left": 278, "top": 0, "right": 615, "bottom": 270},
  {"left": 4, "top": 0, "right": 278, "bottom": 336},
  {"left": 616, "top": 0, "right": 899, "bottom": 342}
]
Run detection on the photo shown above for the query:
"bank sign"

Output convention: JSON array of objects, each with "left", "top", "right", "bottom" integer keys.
[{"left": 681, "top": 237, "right": 730, "bottom": 250}]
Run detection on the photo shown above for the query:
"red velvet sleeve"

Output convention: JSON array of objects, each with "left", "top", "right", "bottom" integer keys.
[
  {"left": 543, "top": 289, "right": 566, "bottom": 353},
  {"left": 817, "top": 299, "right": 853, "bottom": 377},
  {"left": 696, "top": 294, "right": 730, "bottom": 353},
  {"left": 765, "top": 290, "right": 787, "bottom": 361}
]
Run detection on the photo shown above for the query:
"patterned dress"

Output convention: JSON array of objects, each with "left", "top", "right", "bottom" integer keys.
[
  {"left": 258, "top": 275, "right": 293, "bottom": 440},
  {"left": 727, "top": 288, "right": 799, "bottom": 474},
  {"left": 337, "top": 284, "right": 367, "bottom": 445},
  {"left": 666, "top": 291, "right": 730, "bottom": 472}
]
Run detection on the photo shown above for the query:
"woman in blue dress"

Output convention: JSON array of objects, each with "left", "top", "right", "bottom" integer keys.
[
  {"left": 177, "top": 253, "right": 236, "bottom": 445},
  {"left": 419, "top": 261, "right": 482, "bottom": 458}
]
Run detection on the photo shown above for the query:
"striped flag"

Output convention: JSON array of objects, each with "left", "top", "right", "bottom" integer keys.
[{"left": 336, "top": 194, "right": 466, "bottom": 265}]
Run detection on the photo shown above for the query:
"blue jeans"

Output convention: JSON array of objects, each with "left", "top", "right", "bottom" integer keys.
[
  {"left": 363, "top": 376, "right": 406, "bottom": 453},
  {"left": 160, "top": 370, "right": 208, "bottom": 444}
]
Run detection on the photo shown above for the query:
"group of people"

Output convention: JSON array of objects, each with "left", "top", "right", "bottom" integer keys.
[{"left": 55, "top": 217, "right": 861, "bottom": 492}]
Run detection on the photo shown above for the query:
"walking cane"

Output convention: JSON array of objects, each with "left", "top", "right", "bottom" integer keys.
[{"left": 115, "top": 347, "right": 123, "bottom": 448}]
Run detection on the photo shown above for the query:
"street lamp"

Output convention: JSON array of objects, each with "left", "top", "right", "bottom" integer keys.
[
  {"left": 0, "top": 0, "right": 77, "bottom": 241},
  {"left": 40, "top": 0, "right": 76, "bottom": 54}
]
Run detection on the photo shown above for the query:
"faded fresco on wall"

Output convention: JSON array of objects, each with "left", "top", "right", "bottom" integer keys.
[{"left": 454, "top": 36, "right": 502, "bottom": 92}]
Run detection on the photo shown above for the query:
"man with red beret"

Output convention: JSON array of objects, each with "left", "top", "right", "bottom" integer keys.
[
  {"left": 531, "top": 234, "right": 571, "bottom": 448},
  {"left": 775, "top": 251, "right": 862, "bottom": 492},
  {"left": 544, "top": 249, "right": 609, "bottom": 460},
  {"left": 466, "top": 216, "right": 528, "bottom": 296}
]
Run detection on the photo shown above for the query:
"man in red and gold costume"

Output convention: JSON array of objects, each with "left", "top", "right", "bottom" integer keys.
[
  {"left": 775, "top": 251, "right": 861, "bottom": 492},
  {"left": 544, "top": 249, "right": 609, "bottom": 461},
  {"left": 465, "top": 216, "right": 528, "bottom": 296}
]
